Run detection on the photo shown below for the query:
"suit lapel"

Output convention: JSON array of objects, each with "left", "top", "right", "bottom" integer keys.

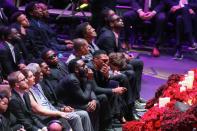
[
  {"left": 12, "top": 90, "right": 30, "bottom": 111},
  {"left": 4, "top": 42, "right": 15, "bottom": 63},
  {"left": 44, "top": 79, "right": 58, "bottom": 101}
]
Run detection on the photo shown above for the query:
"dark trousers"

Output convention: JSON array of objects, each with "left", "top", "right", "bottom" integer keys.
[
  {"left": 169, "top": 7, "right": 196, "bottom": 52},
  {"left": 110, "top": 73, "right": 133, "bottom": 105},
  {"left": 97, "top": 94, "right": 113, "bottom": 131},
  {"left": 123, "top": 10, "right": 166, "bottom": 48},
  {"left": 128, "top": 59, "right": 144, "bottom": 100}
]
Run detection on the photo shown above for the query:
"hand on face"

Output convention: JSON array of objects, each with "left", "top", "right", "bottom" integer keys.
[{"left": 100, "top": 63, "right": 110, "bottom": 78}]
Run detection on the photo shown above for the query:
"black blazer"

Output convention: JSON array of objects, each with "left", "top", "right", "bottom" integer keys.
[
  {"left": 96, "top": 26, "right": 122, "bottom": 54},
  {"left": 87, "top": 62, "right": 113, "bottom": 95},
  {"left": 40, "top": 79, "right": 64, "bottom": 111},
  {"left": 0, "top": 41, "right": 24, "bottom": 78},
  {"left": 29, "top": 18, "right": 69, "bottom": 51},
  {"left": 57, "top": 73, "right": 97, "bottom": 109},
  {"left": 131, "top": 0, "right": 165, "bottom": 12},
  {"left": 9, "top": 90, "right": 45, "bottom": 131},
  {"left": 164, "top": 0, "right": 197, "bottom": 10},
  {"left": 49, "top": 61, "right": 69, "bottom": 81}
]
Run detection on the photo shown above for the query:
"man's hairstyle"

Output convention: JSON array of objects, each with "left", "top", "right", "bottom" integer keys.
[
  {"left": 73, "top": 38, "right": 87, "bottom": 52},
  {"left": 92, "top": 50, "right": 107, "bottom": 58},
  {"left": 21, "top": 68, "right": 31, "bottom": 78},
  {"left": 67, "top": 58, "right": 80, "bottom": 73},
  {"left": 41, "top": 48, "right": 53, "bottom": 60},
  {"left": 105, "top": 14, "right": 117, "bottom": 27},
  {"left": 1, "top": 26, "right": 12, "bottom": 39},
  {"left": 7, "top": 71, "right": 21, "bottom": 88},
  {"left": 31, "top": 58, "right": 45, "bottom": 65},
  {"left": 74, "top": 22, "right": 89, "bottom": 38},
  {"left": 0, "top": 84, "right": 11, "bottom": 99},
  {"left": 26, "top": 63, "right": 40, "bottom": 75},
  {"left": 101, "top": 7, "right": 114, "bottom": 18},
  {"left": 25, "top": 2, "right": 37, "bottom": 17},
  {"left": 10, "top": 11, "right": 24, "bottom": 23},
  {"left": 109, "top": 52, "right": 127, "bottom": 69}
]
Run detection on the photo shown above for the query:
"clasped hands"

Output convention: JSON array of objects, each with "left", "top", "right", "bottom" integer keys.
[{"left": 138, "top": 10, "right": 156, "bottom": 20}]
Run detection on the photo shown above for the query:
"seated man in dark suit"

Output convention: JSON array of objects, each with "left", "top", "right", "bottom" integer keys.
[
  {"left": 89, "top": 0, "right": 116, "bottom": 29},
  {"left": 95, "top": 14, "right": 145, "bottom": 107},
  {"left": 10, "top": 11, "right": 44, "bottom": 59},
  {"left": 0, "top": 26, "right": 25, "bottom": 78},
  {"left": 38, "top": 60, "right": 94, "bottom": 131},
  {"left": 7, "top": 71, "right": 47, "bottom": 131},
  {"left": 25, "top": 2, "right": 73, "bottom": 54},
  {"left": 89, "top": 50, "right": 144, "bottom": 120},
  {"left": 0, "top": 84, "right": 25, "bottom": 131},
  {"left": 66, "top": 38, "right": 93, "bottom": 64},
  {"left": 96, "top": 14, "right": 124, "bottom": 54},
  {"left": 164, "top": 0, "right": 197, "bottom": 60},
  {"left": 41, "top": 49, "right": 69, "bottom": 88},
  {"left": 123, "top": 0, "right": 166, "bottom": 57},
  {"left": 58, "top": 58, "right": 113, "bottom": 131}
]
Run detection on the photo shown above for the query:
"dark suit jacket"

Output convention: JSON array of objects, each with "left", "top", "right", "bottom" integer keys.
[
  {"left": 0, "top": 114, "right": 11, "bottom": 131},
  {"left": 40, "top": 79, "right": 65, "bottom": 111},
  {"left": 0, "top": 41, "right": 24, "bottom": 78},
  {"left": 131, "top": 0, "right": 165, "bottom": 12},
  {"left": 29, "top": 18, "right": 69, "bottom": 51},
  {"left": 3, "top": 111, "right": 24, "bottom": 131},
  {"left": 87, "top": 62, "right": 113, "bottom": 95},
  {"left": 9, "top": 90, "right": 45, "bottom": 131},
  {"left": 57, "top": 73, "right": 97, "bottom": 110},
  {"left": 48, "top": 61, "right": 69, "bottom": 87},
  {"left": 164, "top": 0, "right": 197, "bottom": 10},
  {"left": 12, "top": 38, "right": 34, "bottom": 63},
  {"left": 96, "top": 26, "right": 122, "bottom": 54}
]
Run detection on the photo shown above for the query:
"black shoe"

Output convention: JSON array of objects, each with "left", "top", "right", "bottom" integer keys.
[{"left": 173, "top": 51, "right": 183, "bottom": 60}]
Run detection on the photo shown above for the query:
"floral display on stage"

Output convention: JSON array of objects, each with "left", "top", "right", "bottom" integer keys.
[{"left": 123, "top": 69, "right": 197, "bottom": 131}]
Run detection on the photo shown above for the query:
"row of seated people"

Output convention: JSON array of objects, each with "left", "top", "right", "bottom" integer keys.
[
  {"left": 0, "top": 2, "right": 146, "bottom": 131},
  {"left": 0, "top": 48, "right": 145, "bottom": 131},
  {"left": 122, "top": 0, "right": 197, "bottom": 60},
  {"left": 1, "top": 0, "right": 197, "bottom": 60}
]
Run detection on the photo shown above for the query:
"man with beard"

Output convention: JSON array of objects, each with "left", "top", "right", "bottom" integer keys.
[
  {"left": 0, "top": 26, "right": 25, "bottom": 78},
  {"left": 96, "top": 14, "right": 124, "bottom": 54},
  {"left": 41, "top": 49, "right": 69, "bottom": 89},
  {"left": 58, "top": 58, "right": 113, "bottom": 131}
]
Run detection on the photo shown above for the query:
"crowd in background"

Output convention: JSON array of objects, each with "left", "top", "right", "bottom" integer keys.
[{"left": 0, "top": 0, "right": 196, "bottom": 131}]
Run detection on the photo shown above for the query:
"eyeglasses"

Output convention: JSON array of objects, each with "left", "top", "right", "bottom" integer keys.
[
  {"left": 112, "top": 17, "right": 121, "bottom": 22},
  {"left": 48, "top": 53, "right": 57, "bottom": 60},
  {"left": 18, "top": 78, "right": 26, "bottom": 83}
]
